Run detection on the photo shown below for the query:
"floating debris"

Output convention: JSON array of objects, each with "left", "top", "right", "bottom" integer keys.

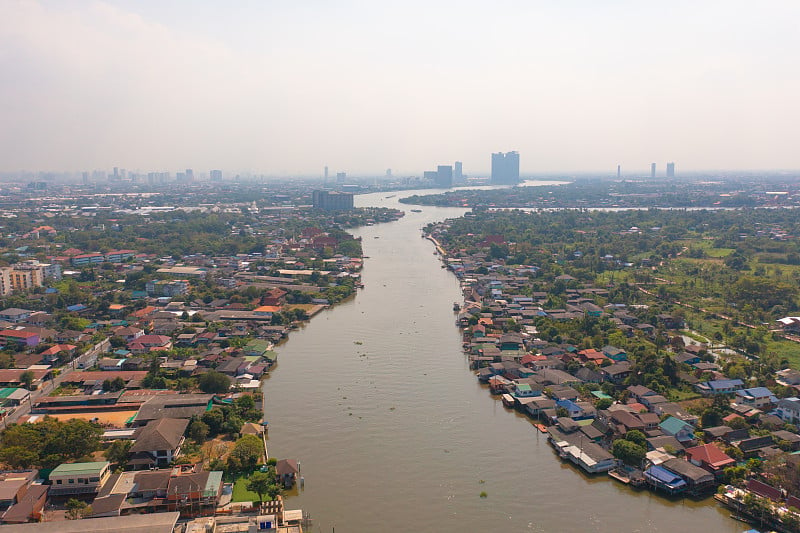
[{"left": 480, "top": 491, "right": 488, "bottom": 498}]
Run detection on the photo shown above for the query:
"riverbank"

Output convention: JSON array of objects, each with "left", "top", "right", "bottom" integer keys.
[{"left": 257, "top": 189, "right": 742, "bottom": 533}]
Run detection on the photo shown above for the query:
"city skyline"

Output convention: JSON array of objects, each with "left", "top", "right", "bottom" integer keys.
[{"left": 1, "top": 1, "right": 799, "bottom": 175}]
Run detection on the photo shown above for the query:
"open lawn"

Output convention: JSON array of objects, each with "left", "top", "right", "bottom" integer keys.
[
  {"left": 679, "top": 239, "right": 735, "bottom": 258},
  {"left": 232, "top": 473, "right": 259, "bottom": 502},
  {"left": 764, "top": 338, "right": 800, "bottom": 370}
]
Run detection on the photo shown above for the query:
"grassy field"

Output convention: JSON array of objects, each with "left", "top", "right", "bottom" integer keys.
[
  {"left": 680, "top": 239, "right": 735, "bottom": 258},
  {"left": 232, "top": 474, "right": 260, "bottom": 502}
]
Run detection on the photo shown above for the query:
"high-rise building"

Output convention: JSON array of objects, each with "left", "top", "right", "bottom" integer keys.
[
  {"left": 324, "top": 166, "right": 329, "bottom": 181},
  {"left": 336, "top": 172, "right": 346, "bottom": 184},
  {"left": 617, "top": 165, "right": 621, "bottom": 178},
  {"left": 651, "top": 163, "right": 656, "bottom": 178},
  {"left": 210, "top": 170, "right": 223, "bottom": 182},
  {"left": 436, "top": 165, "right": 453, "bottom": 188},
  {"left": 491, "top": 152, "right": 520, "bottom": 184},
  {"left": 185, "top": 169, "right": 194, "bottom": 181},
  {"left": 454, "top": 161, "right": 463, "bottom": 181},
  {"left": 312, "top": 190, "right": 354, "bottom": 211},
  {"left": 666, "top": 162, "right": 675, "bottom": 178}
]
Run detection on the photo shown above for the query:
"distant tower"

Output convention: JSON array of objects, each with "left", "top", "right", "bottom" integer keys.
[
  {"left": 210, "top": 170, "right": 223, "bottom": 182},
  {"left": 666, "top": 162, "right": 675, "bottom": 178},
  {"left": 491, "top": 152, "right": 520, "bottom": 184},
  {"left": 651, "top": 163, "right": 656, "bottom": 178},
  {"left": 617, "top": 165, "right": 621, "bottom": 178},
  {"left": 436, "top": 165, "right": 453, "bottom": 188},
  {"left": 185, "top": 168, "right": 194, "bottom": 181},
  {"left": 336, "top": 172, "right": 346, "bottom": 184},
  {"left": 386, "top": 168, "right": 392, "bottom": 177},
  {"left": 454, "top": 161, "right": 463, "bottom": 181},
  {"left": 324, "top": 166, "right": 328, "bottom": 181}
]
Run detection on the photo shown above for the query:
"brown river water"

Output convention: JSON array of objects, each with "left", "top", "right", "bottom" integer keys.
[{"left": 262, "top": 187, "right": 742, "bottom": 533}]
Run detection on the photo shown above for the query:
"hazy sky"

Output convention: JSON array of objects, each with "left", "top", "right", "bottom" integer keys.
[{"left": 1, "top": 1, "right": 799, "bottom": 176}]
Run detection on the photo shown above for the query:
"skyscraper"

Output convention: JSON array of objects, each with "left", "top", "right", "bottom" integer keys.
[
  {"left": 454, "top": 161, "right": 463, "bottom": 181},
  {"left": 324, "top": 166, "right": 328, "bottom": 181},
  {"left": 666, "top": 162, "right": 675, "bottom": 178},
  {"left": 617, "top": 165, "right": 621, "bottom": 178},
  {"left": 651, "top": 163, "right": 656, "bottom": 178},
  {"left": 436, "top": 165, "right": 453, "bottom": 188},
  {"left": 491, "top": 152, "right": 520, "bottom": 184},
  {"left": 210, "top": 169, "right": 223, "bottom": 182},
  {"left": 185, "top": 168, "right": 194, "bottom": 181},
  {"left": 312, "top": 190, "right": 354, "bottom": 211}
]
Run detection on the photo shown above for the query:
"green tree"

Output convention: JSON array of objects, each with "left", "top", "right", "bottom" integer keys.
[
  {"left": 227, "top": 434, "right": 263, "bottom": 473},
  {"left": 188, "top": 418, "right": 210, "bottom": 442},
  {"left": 595, "top": 398, "right": 613, "bottom": 410},
  {"left": 612, "top": 439, "right": 646, "bottom": 466},
  {"left": 198, "top": 371, "right": 231, "bottom": 394},
  {"left": 105, "top": 439, "right": 133, "bottom": 466},
  {"left": 624, "top": 430, "right": 647, "bottom": 448},
  {"left": 44, "top": 419, "right": 103, "bottom": 461},
  {"left": 245, "top": 470, "right": 277, "bottom": 503},
  {"left": 19, "top": 370, "right": 35, "bottom": 391},
  {"left": 66, "top": 498, "right": 90, "bottom": 520},
  {"left": 0, "top": 446, "right": 38, "bottom": 469},
  {"left": 201, "top": 409, "right": 225, "bottom": 436}
]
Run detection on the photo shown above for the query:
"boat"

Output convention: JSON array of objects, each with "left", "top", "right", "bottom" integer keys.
[
  {"left": 411, "top": 209, "right": 422, "bottom": 212},
  {"left": 453, "top": 302, "right": 460, "bottom": 311}
]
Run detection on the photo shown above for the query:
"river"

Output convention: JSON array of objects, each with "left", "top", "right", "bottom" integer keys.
[{"left": 262, "top": 186, "right": 741, "bottom": 533}]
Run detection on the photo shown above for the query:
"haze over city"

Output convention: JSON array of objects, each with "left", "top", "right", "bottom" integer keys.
[{"left": 1, "top": 0, "right": 799, "bottom": 175}]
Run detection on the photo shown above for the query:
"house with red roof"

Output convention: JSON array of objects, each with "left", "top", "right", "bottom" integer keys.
[
  {"left": 0, "top": 329, "right": 39, "bottom": 347},
  {"left": 128, "top": 335, "right": 172, "bottom": 354},
  {"left": 577, "top": 348, "right": 609, "bottom": 365},
  {"left": 685, "top": 443, "right": 735, "bottom": 478}
]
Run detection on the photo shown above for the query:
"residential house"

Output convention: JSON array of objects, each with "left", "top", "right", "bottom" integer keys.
[
  {"left": 659, "top": 416, "right": 695, "bottom": 443},
  {"left": 128, "top": 418, "right": 189, "bottom": 469},
  {"left": 736, "top": 436, "right": 775, "bottom": 458},
  {"left": 695, "top": 379, "right": 744, "bottom": 395},
  {"left": 0, "top": 309, "right": 32, "bottom": 323},
  {"left": 657, "top": 314, "right": 684, "bottom": 329},
  {"left": 601, "top": 345, "right": 627, "bottom": 361},
  {"left": 684, "top": 443, "right": 735, "bottom": 478},
  {"left": 0, "top": 330, "right": 39, "bottom": 348},
  {"left": 661, "top": 457, "right": 715, "bottom": 494},
  {"left": 128, "top": 334, "right": 172, "bottom": 354},
  {"left": 600, "top": 361, "right": 632, "bottom": 383},
  {"left": 48, "top": 461, "right": 111, "bottom": 497},
  {"left": 627, "top": 385, "right": 656, "bottom": 403},
  {"left": 276, "top": 459, "right": 299, "bottom": 489},
  {"left": 734, "top": 387, "right": 778, "bottom": 409},
  {"left": 776, "top": 397, "right": 800, "bottom": 424}
]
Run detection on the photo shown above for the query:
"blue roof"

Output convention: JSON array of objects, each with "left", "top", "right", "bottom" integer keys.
[
  {"left": 645, "top": 465, "right": 687, "bottom": 488},
  {"left": 556, "top": 399, "right": 580, "bottom": 411},
  {"left": 738, "top": 387, "right": 777, "bottom": 398},
  {"left": 707, "top": 379, "right": 744, "bottom": 390},
  {"left": 45, "top": 288, "right": 59, "bottom": 294},
  {"left": 66, "top": 304, "right": 87, "bottom": 312}
]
